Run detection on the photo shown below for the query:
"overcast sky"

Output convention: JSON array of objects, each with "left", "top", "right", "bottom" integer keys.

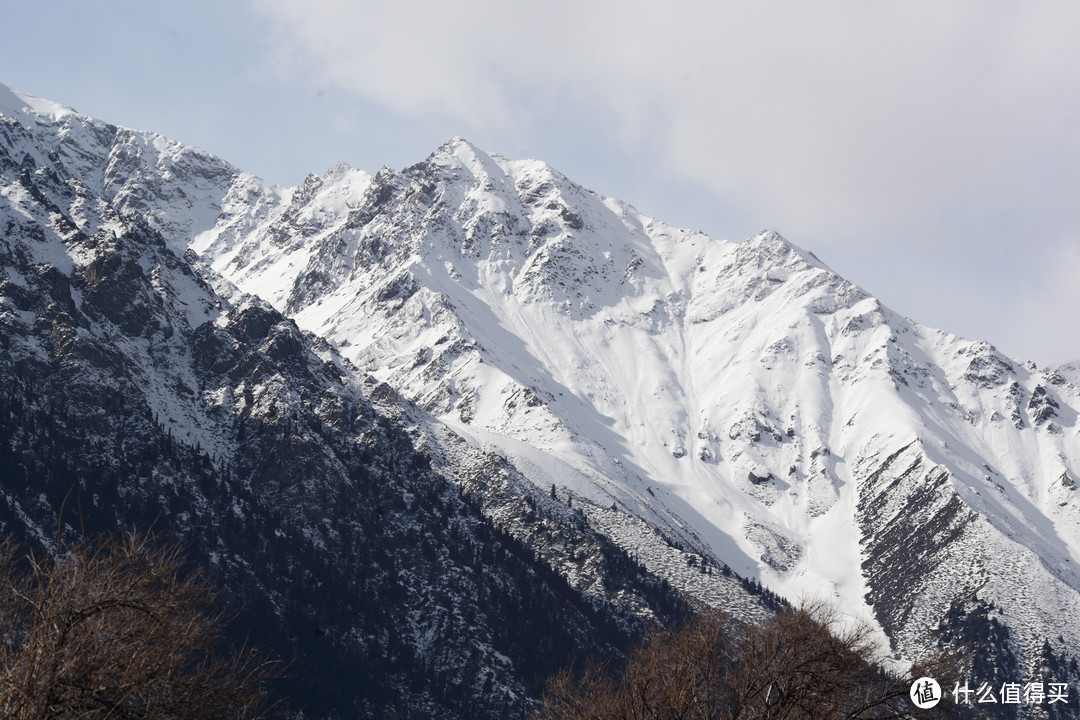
[{"left": 4, "top": 1, "right": 1078, "bottom": 365}]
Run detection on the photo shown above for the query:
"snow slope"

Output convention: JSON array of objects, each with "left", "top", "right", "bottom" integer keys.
[
  {"left": 6, "top": 84, "right": 1080, "bottom": 691},
  {"left": 190, "top": 137, "right": 1080, "bottom": 674},
  {"left": 2, "top": 83, "right": 728, "bottom": 719}
]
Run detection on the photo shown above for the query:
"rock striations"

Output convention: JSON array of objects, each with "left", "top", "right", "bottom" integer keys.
[{"left": 3, "top": 84, "right": 1080, "bottom": 718}]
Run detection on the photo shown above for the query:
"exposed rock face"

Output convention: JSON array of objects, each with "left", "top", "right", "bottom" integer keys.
[
  {"left": 4, "top": 85, "right": 1080, "bottom": 717},
  {"left": 0, "top": 96, "right": 706, "bottom": 720},
  {"left": 0, "top": 87, "right": 786, "bottom": 720}
]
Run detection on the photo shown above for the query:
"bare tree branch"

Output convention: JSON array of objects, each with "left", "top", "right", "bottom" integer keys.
[
  {"left": 0, "top": 531, "right": 284, "bottom": 720},
  {"left": 537, "top": 602, "right": 959, "bottom": 720}
]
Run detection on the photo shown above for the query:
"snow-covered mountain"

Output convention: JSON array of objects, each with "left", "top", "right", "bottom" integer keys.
[
  {"left": 1057, "top": 361, "right": 1080, "bottom": 388},
  {"left": 3, "top": 82, "right": 1080, "bottom": 716},
  {"left": 0, "top": 83, "right": 774, "bottom": 718},
  {"left": 196, "top": 135, "right": 1080, "bottom": 662}
]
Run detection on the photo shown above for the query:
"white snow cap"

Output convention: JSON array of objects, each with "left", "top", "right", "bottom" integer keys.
[{"left": 0, "top": 82, "right": 77, "bottom": 120}]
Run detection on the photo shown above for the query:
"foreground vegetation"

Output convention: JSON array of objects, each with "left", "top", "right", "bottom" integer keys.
[
  {"left": 0, "top": 532, "right": 280, "bottom": 720},
  {"left": 1, "top": 529, "right": 962, "bottom": 719},
  {"left": 537, "top": 603, "right": 956, "bottom": 720}
]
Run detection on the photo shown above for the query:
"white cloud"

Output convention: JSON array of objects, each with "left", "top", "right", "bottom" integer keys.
[{"left": 249, "top": 0, "right": 1080, "bottom": 361}]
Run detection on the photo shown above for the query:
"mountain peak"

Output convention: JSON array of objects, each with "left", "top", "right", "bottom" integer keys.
[
  {"left": 432, "top": 135, "right": 484, "bottom": 161},
  {"left": 1057, "top": 360, "right": 1080, "bottom": 386},
  {"left": 0, "top": 82, "right": 77, "bottom": 121},
  {"left": 424, "top": 136, "right": 508, "bottom": 180},
  {"left": 6, "top": 91, "right": 1080, "bottom": 709},
  {"left": 741, "top": 229, "right": 831, "bottom": 274}
]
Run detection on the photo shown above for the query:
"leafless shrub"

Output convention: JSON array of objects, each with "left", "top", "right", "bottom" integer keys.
[
  {"left": 538, "top": 601, "right": 958, "bottom": 720},
  {"left": 0, "top": 531, "right": 281, "bottom": 720}
]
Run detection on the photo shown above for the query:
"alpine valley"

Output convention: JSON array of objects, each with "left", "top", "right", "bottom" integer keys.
[{"left": 2, "top": 83, "right": 1079, "bottom": 719}]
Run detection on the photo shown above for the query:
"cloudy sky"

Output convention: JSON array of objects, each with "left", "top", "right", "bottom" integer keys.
[{"left": 4, "top": 1, "right": 1078, "bottom": 365}]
